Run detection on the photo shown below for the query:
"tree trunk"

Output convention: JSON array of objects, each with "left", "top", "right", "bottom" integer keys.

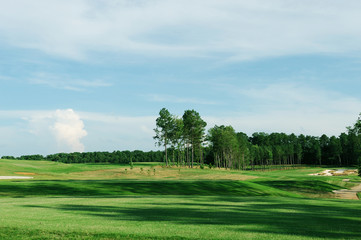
[
  {"left": 191, "top": 144, "right": 194, "bottom": 168},
  {"left": 165, "top": 140, "right": 168, "bottom": 167}
]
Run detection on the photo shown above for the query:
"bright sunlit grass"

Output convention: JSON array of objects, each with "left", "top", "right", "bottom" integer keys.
[{"left": 0, "top": 159, "right": 360, "bottom": 239}]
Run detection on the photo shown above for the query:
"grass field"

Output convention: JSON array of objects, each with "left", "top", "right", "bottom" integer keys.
[{"left": 0, "top": 159, "right": 360, "bottom": 239}]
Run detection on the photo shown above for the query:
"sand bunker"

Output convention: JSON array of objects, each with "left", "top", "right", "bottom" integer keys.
[
  {"left": 333, "top": 184, "right": 361, "bottom": 200},
  {"left": 0, "top": 176, "right": 34, "bottom": 179},
  {"left": 309, "top": 169, "right": 357, "bottom": 176},
  {"left": 14, "top": 172, "right": 36, "bottom": 175},
  {"left": 309, "top": 169, "right": 360, "bottom": 200}
]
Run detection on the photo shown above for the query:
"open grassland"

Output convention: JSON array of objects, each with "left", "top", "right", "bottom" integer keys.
[{"left": 0, "top": 159, "right": 360, "bottom": 239}]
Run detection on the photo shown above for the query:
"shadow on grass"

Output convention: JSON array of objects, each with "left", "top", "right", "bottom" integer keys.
[
  {"left": 255, "top": 180, "right": 342, "bottom": 193},
  {"left": 23, "top": 196, "right": 361, "bottom": 239},
  {"left": 0, "top": 180, "right": 297, "bottom": 198},
  {"left": 0, "top": 226, "right": 187, "bottom": 240}
]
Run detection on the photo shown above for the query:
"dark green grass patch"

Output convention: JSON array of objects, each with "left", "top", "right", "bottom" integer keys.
[
  {"left": 255, "top": 180, "right": 342, "bottom": 194},
  {"left": 0, "top": 179, "right": 299, "bottom": 198}
]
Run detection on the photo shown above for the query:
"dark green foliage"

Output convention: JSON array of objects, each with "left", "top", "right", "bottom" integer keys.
[
  {"left": 153, "top": 108, "right": 175, "bottom": 166},
  {"left": 1, "top": 156, "right": 15, "bottom": 159},
  {"left": 3, "top": 150, "right": 164, "bottom": 164},
  {"left": 182, "top": 109, "right": 207, "bottom": 168}
]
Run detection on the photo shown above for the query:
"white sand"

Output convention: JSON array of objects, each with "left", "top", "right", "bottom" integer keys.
[
  {"left": 309, "top": 169, "right": 357, "bottom": 176},
  {"left": 0, "top": 176, "right": 34, "bottom": 179}
]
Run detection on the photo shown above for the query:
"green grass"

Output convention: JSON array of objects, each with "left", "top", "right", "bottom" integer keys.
[
  {"left": 0, "top": 179, "right": 300, "bottom": 198},
  {"left": 0, "top": 196, "right": 360, "bottom": 240},
  {"left": 0, "top": 159, "right": 360, "bottom": 239}
]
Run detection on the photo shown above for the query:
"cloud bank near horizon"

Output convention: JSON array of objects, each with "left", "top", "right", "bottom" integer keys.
[{"left": 0, "top": 109, "right": 87, "bottom": 155}]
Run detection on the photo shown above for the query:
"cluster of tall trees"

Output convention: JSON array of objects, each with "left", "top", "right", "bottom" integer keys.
[
  {"left": 155, "top": 109, "right": 361, "bottom": 169},
  {"left": 154, "top": 108, "right": 207, "bottom": 168},
  {"left": 1, "top": 150, "right": 164, "bottom": 164}
]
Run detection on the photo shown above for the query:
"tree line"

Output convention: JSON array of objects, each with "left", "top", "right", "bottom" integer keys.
[
  {"left": 1, "top": 150, "right": 164, "bottom": 164},
  {"left": 2, "top": 110, "right": 360, "bottom": 169},
  {"left": 154, "top": 108, "right": 361, "bottom": 169}
]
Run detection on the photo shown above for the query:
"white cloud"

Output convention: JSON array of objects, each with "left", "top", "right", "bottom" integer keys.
[
  {"left": 78, "top": 112, "right": 157, "bottom": 151},
  {"left": 1, "top": 0, "right": 361, "bottom": 60},
  {"left": 51, "top": 109, "right": 87, "bottom": 152},
  {"left": 0, "top": 84, "right": 360, "bottom": 156},
  {"left": 0, "top": 109, "right": 87, "bottom": 155},
  {"left": 28, "top": 72, "right": 111, "bottom": 91},
  {"left": 145, "top": 94, "right": 219, "bottom": 105},
  {"left": 206, "top": 83, "right": 361, "bottom": 136},
  {"left": 237, "top": 82, "right": 361, "bottom": 114}
]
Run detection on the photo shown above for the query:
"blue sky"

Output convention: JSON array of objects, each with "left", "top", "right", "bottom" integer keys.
[{"left": 1, "top": 0, "right": 361, "bottom": 156}]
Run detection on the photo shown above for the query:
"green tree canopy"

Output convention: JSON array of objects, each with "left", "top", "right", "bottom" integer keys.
[
  {"left": 182, "top": 109, "right": 207, "bottom": 168},
  {"left": 153, "top": 108, "right": 175, "bottom": 166}
]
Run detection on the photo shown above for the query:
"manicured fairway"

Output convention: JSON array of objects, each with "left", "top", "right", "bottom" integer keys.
[
  {"left": 0, "top": 159, "right": 360, "bottom": 239},
  {"left": 1, "top": 196, "right": 361, "bottom": 240}
]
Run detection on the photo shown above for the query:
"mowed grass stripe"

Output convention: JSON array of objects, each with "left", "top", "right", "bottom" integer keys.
[{"left": 0, "top": 180, "right": 300, "bottom": 198}]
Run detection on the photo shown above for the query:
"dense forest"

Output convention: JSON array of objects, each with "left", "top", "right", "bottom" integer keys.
[
  {"left": 1, "top": 109, "right": 361, "bottom": 169},
  {"left": 154, "top": 108, "right": 361, "bottom": 169}
]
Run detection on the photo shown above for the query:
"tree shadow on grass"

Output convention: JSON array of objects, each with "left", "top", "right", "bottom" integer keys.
[
  {"left": 23, "top": 196, "right": 361, "bottom": 239},
  {"left": 0, "top": 180, "right": 296, "bottom": 197},
  {"left": 255, "top": 180, "right": 342, "bottom": 193}
]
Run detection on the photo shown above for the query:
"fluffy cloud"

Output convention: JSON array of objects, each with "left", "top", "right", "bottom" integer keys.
[
  {"left": 51, "top": 109, "right": 87, "bottom": 152},
  {"left": 0, "top": 109, "right": 87, "bottom": 155}
]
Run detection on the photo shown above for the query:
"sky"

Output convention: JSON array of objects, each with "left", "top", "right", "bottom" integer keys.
[{"left": 1, "top": 0, "right": 361, "bottom": 156}]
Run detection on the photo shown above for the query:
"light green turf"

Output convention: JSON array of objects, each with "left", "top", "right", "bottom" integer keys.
[
  {"left": 0, "top": 196, "right": 360, "bottom": 240},
  {"left": 0, "top": 159, "right": 360, "bottom": 239}
]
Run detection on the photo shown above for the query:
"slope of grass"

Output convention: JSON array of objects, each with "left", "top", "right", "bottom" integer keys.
[
  {"left": 0, "top": 159, "right": 256, "bottom": 180},
  {"left": 1, "top": 159, "right": 360, "bottom": 239},
  {"left": 0, "top": 179, "right": 301, "bottom": 198}
]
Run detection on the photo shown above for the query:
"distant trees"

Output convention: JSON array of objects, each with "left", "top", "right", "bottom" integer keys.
[
  {"left": 208, "top": 125, "right": 239, "bottom": 169},
  {"left": 3, "top": 111, "right": 361, "bottom": 170},
  {"left": 152, "top": 110, "right": 361, "bottom": 170},
  {"left": 1, "top": 150, "right": 164, "bottom": 164}
]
